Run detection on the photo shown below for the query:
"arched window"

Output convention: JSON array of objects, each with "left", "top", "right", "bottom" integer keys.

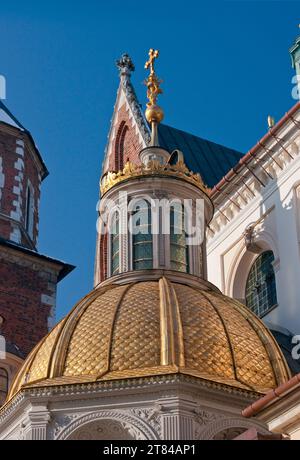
[
  {"left": 0, "top": 368, "right": 8, "bottom": 405},
  {"left": 110, "top": 213, "right": 120, "bottom": 276},
  {"left": 170, "top": 205, "right": 189, "bottom": 273},
  {"left": 132, "top": 200, "right": 153, "bottom": 270},
  {"left": 115, "top": 122, "right": 128, "bottom": 171},
  {"left": 245, "top": 250, "right": 278, "bottom": 317}
]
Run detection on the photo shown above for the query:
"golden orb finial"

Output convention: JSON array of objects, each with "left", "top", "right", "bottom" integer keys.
[{"left": 144, "top": 49, "right": 164, "bottom": 126}]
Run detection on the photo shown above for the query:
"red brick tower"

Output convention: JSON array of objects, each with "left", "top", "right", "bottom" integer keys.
[{"left": 0, "top": 101, "right": 73, "bottom": 403}]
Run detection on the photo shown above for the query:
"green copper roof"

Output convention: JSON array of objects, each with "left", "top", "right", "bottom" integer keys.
[{"left": 158, "top": 124, "right": 243, "bottom": 188}]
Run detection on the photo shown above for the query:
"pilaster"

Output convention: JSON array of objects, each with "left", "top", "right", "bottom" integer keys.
[{"left": 23, "top": 404, "right": 51, "bottom": 440}]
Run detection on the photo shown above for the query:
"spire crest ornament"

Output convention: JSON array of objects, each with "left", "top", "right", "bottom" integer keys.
[
  {"left": 144, "top": 48, "right": 164, "bottom": 146},
  {"left": 116, "top": 53, "right": 135, "bottom": 78}
]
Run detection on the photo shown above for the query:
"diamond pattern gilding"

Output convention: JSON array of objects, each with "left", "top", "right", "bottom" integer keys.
[
  {"left": 173, "top": 285, "right": 235, "bottom": 379},
  {"left": 64, "top": 285, "right": 127, "bottom": 376},
  {"left": 110, "top": 282, "right": 160, "bottom": 371},
  {"left": 8, "top": 277, "right": 290, "bottom": 401},
  {"left": 204, "top": 292, "right": 276, "bottom": 388},
  {"left": 28, "top": 321, "right": 63, "bottom": 382}
]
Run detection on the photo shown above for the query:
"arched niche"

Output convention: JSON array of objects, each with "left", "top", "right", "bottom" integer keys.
[
  {"left": 198, "top": 417, "right": 269, "bottom": 440},
  {"left": 226, "top": 232, "right": 279, "bottom": 304},
  {"left": 57, "top": 411, "right": 158, "bottom": 441},
  {"left": 67, "top": 419, "right": 135, "bottom": 440}
]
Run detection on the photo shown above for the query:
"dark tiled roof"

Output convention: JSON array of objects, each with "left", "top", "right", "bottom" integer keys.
[
  {"left": 0, "top": 101, "right": 49, "bottom": 179},
  {"left": 0, "top": 100, "right": 25, "bottom": 130},
  {"left": 158, "top": 124, "right": 243, "bottom": 188},
  {"left": 5, "top": 342, "right": 25, "bottom": 359}
]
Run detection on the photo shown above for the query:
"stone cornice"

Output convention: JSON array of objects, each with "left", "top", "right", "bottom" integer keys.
[
  {"left": 0, "top": 238, "right": 74, "bottom": 281},
  {"left": 208, "top": 115, "right": 300, "bottom": 242},
  {"left": 0, "top": 373, "right": 261, "bottom": 425}
]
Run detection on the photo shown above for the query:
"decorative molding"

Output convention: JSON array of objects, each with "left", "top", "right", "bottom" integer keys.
[
  {"left": 194, "top": 408, "right": 224, "bottom": 425},
  {"left": 130, "top": 405, "right": 163, "bottom": 438},
  {"left": 101, "top": 160, "right": 208, "bottom": 196},
  {"left": 208, "top": 128, "right": 300, "bottom": 241},
  {"left": 193, "top": 409, "right": 225, "bottom": 439},
  {"left": 56, "top": 409, "right": 158, "bottom": 440},
  {"left": 0, "top": 373, "right": 260, "bottom": 426},
  {"left": 50, "top": 413, "right": 81, "bottom": 439}
]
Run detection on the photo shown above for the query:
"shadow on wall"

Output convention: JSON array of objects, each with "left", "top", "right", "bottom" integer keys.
[
  {"left": 255, "top": 150, "right": 300, "bottom": 375},
  {"left": 229, "top": 144, "right": 300, "bottom": 375}
]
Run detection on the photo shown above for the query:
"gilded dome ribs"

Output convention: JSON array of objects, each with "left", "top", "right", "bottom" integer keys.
[
  {"left": 8, "top": 338, "right": 44, "bottom": 397},
  {"left": 50, "top": 290, "right": 102, "bottom": 378},
  {"left": 6, "top": 274, "right": 291, "bottom": 402},
  {"left": 109, "top": 281, "right": 161, "bottom": 374},
  {"left": 97, "top": 283, "right": 134, "bottom": 380},
  {"left": 169, "top": 282, "right": 186, "bottom": 368},
  {"left": 63, "top": 285, "right": 129, "bottom": 378},
  {"left": 198, "top": 290, "right": 239, "bottom": 383},
  {"left": 159, "top": 277, "right": 175, "bottom": 366},
  {"left": 228, "top": 297, "right": 291, "bottom": 386},
  {"left": 158, "top": 277, "right": 185, "bottom": 368}
]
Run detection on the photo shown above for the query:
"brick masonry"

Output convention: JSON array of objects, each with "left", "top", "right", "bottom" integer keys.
[
  {"left": 107, "top": 102, "right": 143, "bottom": 172},
  {"left": 0, "top": 248, "right": 60, "bottom": 356},
  {"left": 0, "top": 123, "right": 65, "bottom": 359},
  {"left": 0, "top": 127, "right": 42, "bottom": 249},
  {"left": 96, "top": 101, "right": 143, "bottom": 284}
]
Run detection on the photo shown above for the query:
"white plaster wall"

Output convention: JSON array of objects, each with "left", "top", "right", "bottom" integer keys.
[{"left": 207, "top": 129, "right": 300, "bottom": 336}]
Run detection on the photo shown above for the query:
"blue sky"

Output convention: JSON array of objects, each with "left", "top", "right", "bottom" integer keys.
[{"left": 0, "top": 0, "right": 299, "bottom": 319}]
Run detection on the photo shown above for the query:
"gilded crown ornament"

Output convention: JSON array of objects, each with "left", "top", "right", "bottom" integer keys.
[{"left": 100, "top": 159, "right": 208, "bottom": 196}]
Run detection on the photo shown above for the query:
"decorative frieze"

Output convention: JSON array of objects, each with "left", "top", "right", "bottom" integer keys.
[{"left": 208, "top": 130, "right": 300, "bottom": 242}]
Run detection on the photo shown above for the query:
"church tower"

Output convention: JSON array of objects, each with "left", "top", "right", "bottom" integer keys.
[
  {"left": 0, "top": 101, "right": 73, "bottom": 404},
  {"left": 0, "top": 51, "right": 290, "bottom": 440},
  {"left": 96, "top": 50, "right": 210, "bottom": 284}
]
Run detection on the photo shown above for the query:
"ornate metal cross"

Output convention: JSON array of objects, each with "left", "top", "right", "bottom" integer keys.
[{"left": 145, "top": 49, "right": 159, "bottom": 76}]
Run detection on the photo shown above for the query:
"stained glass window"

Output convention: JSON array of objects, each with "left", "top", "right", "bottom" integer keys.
[
  {"left": 0, "top": 368, "right": 8, "bottom": 406},
  {"left": 111, "top": 213, "right": 120, "bottom": 276},
  {"left": 170, "top": 206, "right": 189, "bottom": 273},
  {"left": 245, "top": 250, "right": 278, "bottom": 317},
  {"left": 132, "top": 200, "right": 153, "bottom": 270}
]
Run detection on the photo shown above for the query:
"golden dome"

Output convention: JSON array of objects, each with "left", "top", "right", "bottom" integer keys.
[{"left": 8, "top": 273, "right": 290, "bottom": 401}]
